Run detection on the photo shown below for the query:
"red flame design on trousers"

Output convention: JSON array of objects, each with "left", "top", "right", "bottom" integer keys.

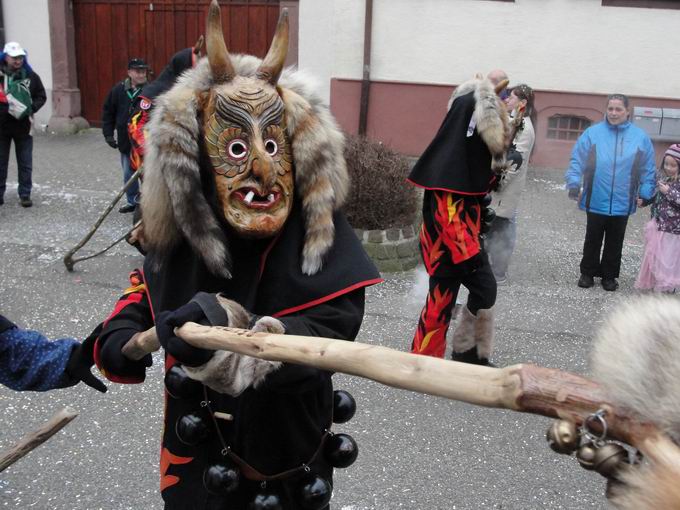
[{"left": 411, "top": 284, "right": 455, "bottom": 358}]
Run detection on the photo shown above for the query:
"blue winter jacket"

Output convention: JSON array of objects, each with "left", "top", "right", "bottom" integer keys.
[
  {"left": 565, "top": 119, "right": 656, "bottom": 216},
  {"left": 0, "top": 315, "right": 78, "bottom": 391}
]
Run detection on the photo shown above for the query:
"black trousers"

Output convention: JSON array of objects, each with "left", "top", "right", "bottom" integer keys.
[
  {"left": 579, "top": 212, "right": 629, "bottom": 279},
  {"left": 411, "top": 252, "right": 497, "bottom": 357}
]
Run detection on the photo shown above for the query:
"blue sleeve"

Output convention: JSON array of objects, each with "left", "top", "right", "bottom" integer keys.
[
  {"left": 565, "top": 130, "right": 591, "bottom": 189},
  {"left": 0, "top": 327, "right": 78, "bottom": 391},
  {"left": 638, "top": 136, "right": 657, "bottom": 201}
]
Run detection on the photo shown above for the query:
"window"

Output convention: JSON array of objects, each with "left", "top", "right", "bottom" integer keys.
[
  {"left": 547, "top": 115, "right": 592, "bottom": 141},
  {"left": 602, "top": 0, "right": 680, "bottom": 9}
]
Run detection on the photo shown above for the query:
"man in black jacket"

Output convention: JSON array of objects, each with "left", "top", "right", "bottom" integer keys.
[
  {"left": 102, "top": 58, "right": 148, "bottom": 213},
  {"left": 0, "top": 42, "right": 46, "bottom": 208}
]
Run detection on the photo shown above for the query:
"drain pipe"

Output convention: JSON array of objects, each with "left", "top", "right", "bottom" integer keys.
[
  {"left": 358, "top": 0, "right": 373, "bottom": 136},
  {"left": 0, "top": 0, "right": 5, "bottom": 48}
]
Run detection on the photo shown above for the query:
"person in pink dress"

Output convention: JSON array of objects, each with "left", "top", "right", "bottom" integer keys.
[{"left": 635, "top": 144, "right": 680, "bottom": 293}]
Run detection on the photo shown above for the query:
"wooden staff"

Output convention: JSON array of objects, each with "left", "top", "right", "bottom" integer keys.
[
  {"left": 0, "top": 407, "right": 78, "bottom": 473},
  {"left": 63, "top": 169, "right": 142, "bottom": 272},
  {"left": 122, "top": 323, "right": 661, "bottom": 451}
]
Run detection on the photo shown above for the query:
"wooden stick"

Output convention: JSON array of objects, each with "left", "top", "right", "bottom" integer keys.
[
  {"left": 63, "top": 169, "right": 142, "bottom": 272},
  {"left": 122, "top": 323, "right": 662, "bottom": 450},
  {"left": 121, "top": 326, "right": 159, "bottom": 361},
  {"left": 0, "top": 407, "right": 78, "bottom": 473}
]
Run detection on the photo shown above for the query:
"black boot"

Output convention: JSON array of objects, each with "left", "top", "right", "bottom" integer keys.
[{"left": 451, "top": 347, "right": 495, "bottom": 367}]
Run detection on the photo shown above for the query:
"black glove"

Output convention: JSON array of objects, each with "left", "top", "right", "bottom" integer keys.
[
  {"left": 568, "top": 187, "right": 579, "bottom": 200},
  {"left": 65, "top": 325, "right": 107, "bottom": 393},
  {"left": 638, "top": 197, "right": 652, "bottom": 207},
  {"left": 156, "top": 294, "right": 229, "bottom": 366},
  {"left": 105, "top": 136, "right": 118, "bottom": 149},
  {"left": 480, "top": 206, "right": 496, "bottom": 234},
  {"left": 0, "top": 314, "right": 16, "bottom": 334}
]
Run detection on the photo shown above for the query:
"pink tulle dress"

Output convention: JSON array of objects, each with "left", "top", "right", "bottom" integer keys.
[{"left": 635, "top": 218, "right": 680, "bottom": 292}]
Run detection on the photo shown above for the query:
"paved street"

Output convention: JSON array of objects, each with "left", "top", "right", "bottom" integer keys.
[{"left": 0, "top": 129, "right": 655, "bottom": 509}]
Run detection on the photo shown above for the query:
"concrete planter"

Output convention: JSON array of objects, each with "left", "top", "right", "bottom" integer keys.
[{"left": 354, "top": 223, "right": 421, "bottom": 272}]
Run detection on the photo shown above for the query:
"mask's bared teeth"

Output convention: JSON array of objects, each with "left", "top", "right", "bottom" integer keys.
[
  {"left": 244, "top": 190, "right": 255, "bottom": 205},
  {"left": 267, "top": 194, "right": 274, "bottom": 202}
]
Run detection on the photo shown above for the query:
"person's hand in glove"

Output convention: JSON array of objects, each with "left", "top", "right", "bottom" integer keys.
[
  {"left": 568, "top": 187, "right": 580, "bottom": 200},
  {"left": 156, "top": 300, "right": 216, "bottom": 367},
  {"left": 105, "top": 136, "right": 118, "bottom": 149},
  {"left": 65, "top": 326, "right": 107, "bottom": 393}
]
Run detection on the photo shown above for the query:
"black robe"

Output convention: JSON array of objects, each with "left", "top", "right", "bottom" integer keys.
[
  {"left": 407, "top": 90, "right": 495, "bottom": 195},
  {"left": 95, "top": 201, "right": 381, "bottom": 509}
]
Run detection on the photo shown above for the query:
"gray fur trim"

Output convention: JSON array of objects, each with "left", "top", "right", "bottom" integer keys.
[
  {"left": 473, "top": 307, "right": 494, "bottom": 359},
  {"left": 140, "top": 55, "right": 347, "bottom": 276},
  {"left": 446, "top": 78, "right": 508, "bottom": 163},
  {"left": 184, "top": 350, "right": 282, "bottom": 396},
  {"left": 591, "top": 296, "right": 680, "bottom": 443},
  {"left": 451, "top": 305, "right": 476, "bottom": 353}
]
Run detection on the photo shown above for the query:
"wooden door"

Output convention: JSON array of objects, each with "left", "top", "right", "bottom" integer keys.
[{"left": 73, "top": 0, "right": 281, "bottom": 125}]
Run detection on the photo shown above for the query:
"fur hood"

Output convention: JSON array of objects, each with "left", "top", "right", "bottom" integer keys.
[
  {"left": 140, "top": 55, "right": 348, "bottom": 278},
  {"left": 447, "top": 78, "right": 508, "bottom": 164}
]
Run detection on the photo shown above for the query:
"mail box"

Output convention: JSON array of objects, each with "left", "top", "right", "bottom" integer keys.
[
  {"left": 633, "top": 107, "right": 662, "bottom": 136},
  {"left": 661, "top": 108, "right": 680, "bottom": 138}
]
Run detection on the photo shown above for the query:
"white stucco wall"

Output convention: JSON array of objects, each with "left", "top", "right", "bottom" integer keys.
[
  {"left": 300, "top": 0, "right": 680, "bottom": 102},
  {"left": 3, "top": 0, "right": 52, "bottom": 129}
]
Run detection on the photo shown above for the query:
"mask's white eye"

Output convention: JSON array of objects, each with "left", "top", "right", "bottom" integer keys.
[
  {"left": 264, "top": 139, "right": 278, "bottom": 156},
  {"left": 228, "top": 139, "right": 248, "bottom": 160}
]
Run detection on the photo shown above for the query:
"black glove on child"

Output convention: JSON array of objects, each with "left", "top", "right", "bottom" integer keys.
[
  {"left": 0, "top": 314, "right": 16, "bottom": 334},
  {"left": 105, "top": 136, "right": 118, "bottom": 149},
  {"left": 65, "top": 324, "right": 108, "bottom": 393},
  {"left": 156, "top": 293, "right": 230, "bottom": 367}
]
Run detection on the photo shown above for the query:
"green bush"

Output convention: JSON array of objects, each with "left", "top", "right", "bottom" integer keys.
[{"left": 343, "top": 134, "right": 418, "bottom": 230}]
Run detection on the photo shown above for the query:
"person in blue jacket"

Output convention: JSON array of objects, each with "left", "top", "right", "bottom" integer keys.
[
  {"left": 0, "top": 313, "right": 106, "bottom": 392},
  {"left": 565, "top": 93, "right": 656, "bottom": 291}
]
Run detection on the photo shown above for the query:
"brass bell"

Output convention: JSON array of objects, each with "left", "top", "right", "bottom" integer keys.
[
  {"left": 576, "top": 442, "right": 598, "bottom": 470},
  {"left": 593, "top": 443, "right": 627, "bottom": 478},
  {"left": 546, "top": 420, "right": 579, "bottom": 455}
]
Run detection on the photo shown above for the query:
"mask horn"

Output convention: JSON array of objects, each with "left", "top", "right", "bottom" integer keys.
[
  {"left": 494, "top": 79, "right": 509, "bottom": 95},
  {"left": 206, "top": 0, "right": 235, "bottom": 83},
  {"left": 256, "top": 9, "right": 289, "bottom": 85}
]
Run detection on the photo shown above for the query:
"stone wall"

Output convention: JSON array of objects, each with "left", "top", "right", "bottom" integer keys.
[{"left": 354, "top": 223, "right": 420, "bottom": 272}]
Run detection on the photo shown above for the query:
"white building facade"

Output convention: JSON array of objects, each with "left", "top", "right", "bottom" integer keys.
[{"left": 299, "top": 0, "right": 680, "bottom": 167}]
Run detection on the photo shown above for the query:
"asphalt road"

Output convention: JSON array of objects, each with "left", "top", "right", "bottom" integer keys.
[{"left": 0, "top": 129, "right": 654, "bottom": 509}]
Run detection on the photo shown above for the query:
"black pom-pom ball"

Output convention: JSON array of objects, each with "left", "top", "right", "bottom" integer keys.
[
  {"left": 297, "top": 475, "right": 332, "bottom": 510},
  {"left": 323, "top": 433, "right": 358, "bottom": 468},
  {"left": 175, "top": 413, "right": 209, "bottom": 446},
  {"left": 165, "top": 364, "right": 202, "bottom": 399},
  {"left": 203, "top": 462, "right": 240, "bottom": 495},
  {"left": 249, "top": 492, "right": 283, "bottom": 510},
  {"left": 332, "top": 390, "right": 356, "bottom": 424}
]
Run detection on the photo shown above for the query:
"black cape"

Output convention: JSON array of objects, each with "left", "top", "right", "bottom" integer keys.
[
  {"left": 408, "top": 90, "right": 495, "bottom": 195},
  {"left": 142, "top": 200, "right": 381, "bottom": 510}
]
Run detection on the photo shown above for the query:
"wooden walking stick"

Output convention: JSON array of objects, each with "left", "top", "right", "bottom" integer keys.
[
  {"left": 63, "top": 169, "right": 142, "bottom": 272},
  {"left": 0, "top": 407, "right": 78, "bottom": 473},
  {"left": 122, "top": 323, "right": 660, "bottom": 450}
]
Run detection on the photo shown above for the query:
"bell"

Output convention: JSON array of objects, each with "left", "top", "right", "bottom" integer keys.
[
  {"left": 576, "top": 442, "right": 598, "bottom": 470},
  {"left": 323, "top": 433, "right": 358, "bottom": 468},
  {"left": 333, "top": 390, "right": 357, "bottom": 424},
  {"left": 165, "top": 365, "right": 202, "bottom": 399},
  {"left": 593, "top": 443, "right": 627, "bottom": 478},
  {"left": 297, "top": 475, "right": 332, "bottom": 510},
  {"left": 248, "top": 492, "right": 283, "bottom": 510},
  {"left": 175, "top": 413, "right": 210, "bottom": 446},
  {"left": 546, "top": 420, "right": 579, "bottom": 455},
  {"left": 203, "top": 462, "right": 240, "bottom": 495}
]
